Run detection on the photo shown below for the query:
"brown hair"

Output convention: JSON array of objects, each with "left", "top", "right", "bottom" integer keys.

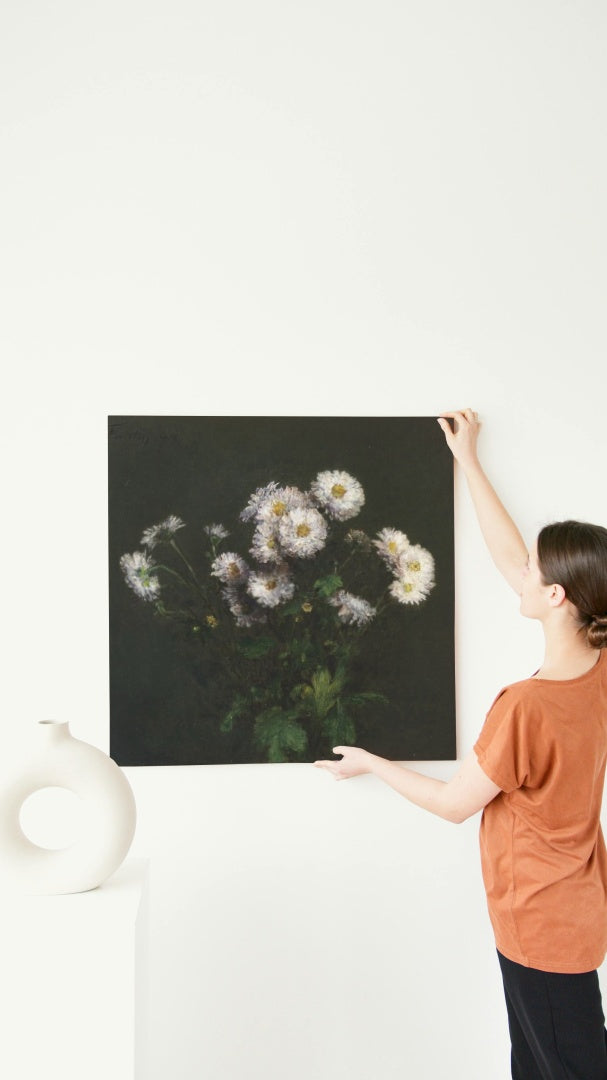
[{"left": 536, "top": 521, "right": 607, "bottom": 649}]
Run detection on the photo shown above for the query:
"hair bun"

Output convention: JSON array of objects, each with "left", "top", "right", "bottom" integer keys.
[{"left": 588, "top": 614, "right": 607, "bottom": 649}]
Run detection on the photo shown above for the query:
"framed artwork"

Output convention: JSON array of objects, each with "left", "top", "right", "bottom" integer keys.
[{"left": 108, "top": 416, "right": 455, "bottom": 765}]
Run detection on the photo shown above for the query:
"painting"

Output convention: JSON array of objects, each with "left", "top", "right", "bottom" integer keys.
[{"left": 108, "top": 416, "right": 455, "bottom": 765}]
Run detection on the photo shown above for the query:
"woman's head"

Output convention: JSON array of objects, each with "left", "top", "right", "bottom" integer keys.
[{"left": 535, "top": 520, "right": 607, "bottom": 649}]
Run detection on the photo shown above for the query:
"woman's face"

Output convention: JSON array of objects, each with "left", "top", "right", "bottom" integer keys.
[{"left": 519, "top": 540, "right": 553, "bottom": 621}]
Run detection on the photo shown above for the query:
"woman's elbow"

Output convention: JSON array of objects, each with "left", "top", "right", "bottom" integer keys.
[{"left": 443, "top": 803, "right": 477, "bottom": 825}]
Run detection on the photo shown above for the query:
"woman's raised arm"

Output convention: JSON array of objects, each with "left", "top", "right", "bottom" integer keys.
[{"left": 437, "top": 408, "right": 528, "bottom": 594}]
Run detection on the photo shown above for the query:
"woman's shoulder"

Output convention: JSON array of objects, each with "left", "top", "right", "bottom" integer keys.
[
  {"left": 484, "top": 678, "right": 541, "bottom": 719},
  {"left": 486, "top": 651, "right": 606, "bottom": 724},
  {"left": 492, "top": 671, "right": 545, "bottom": 699},
  {"left": 527, "top": 649, "right": 605, "bottom": 690},
  {"left": 496, "top": 650, "right": 605, "bottom": 697}
]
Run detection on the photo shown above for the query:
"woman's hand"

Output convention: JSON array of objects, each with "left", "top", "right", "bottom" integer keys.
[
  {"left": 437, "top": 407, "right": 481, "bottom": 471},
  {"left": 314, "top": 745, "right": 377, "bottom": 780}
]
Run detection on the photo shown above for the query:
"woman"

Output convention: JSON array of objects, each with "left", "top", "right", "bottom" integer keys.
[{"left": 315, "top": 407, "right": 607, "bottom": 1080}]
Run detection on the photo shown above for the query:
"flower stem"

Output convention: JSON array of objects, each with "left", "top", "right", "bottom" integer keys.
[
  {"left": 170, "top": 539, "right": 207, "bottom": 597},
  {"left": 375, "top": 591, "right": 390, "bottom": 616},
  {"left": 155, "top": 604, "right": 195, "bottom": 619},
  {"left": 154, "top": 563, "right": 193, "bottom": 591}
]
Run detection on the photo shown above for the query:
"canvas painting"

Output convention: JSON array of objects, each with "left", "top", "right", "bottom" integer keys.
[{"left": 108, "top": 416, "right": 455, "bottom": 765}]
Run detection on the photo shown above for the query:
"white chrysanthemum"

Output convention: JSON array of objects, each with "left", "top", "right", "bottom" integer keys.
[
  {"left": 120, "top": 551, "right": 161, "bottom": 601},
  {"left": 140, "top": 515, "right": 185, "bottom": 550},
  {"left": 389, "top": 576, "right": 434, "bottom": 606},
  {"left": 310, "top": 470, "right": 365, "bottom": 521},
  {"left": 328, "top": 589, "right": 376, "bottom": 626},
  {"left": 211, "top": 552, "right": 250, "bottom": 584},
  {"left": 204, "top": 523, "right": 229, "bottom": 540},
  {"left": 250, "top": 521, "right": 283, "bottom": 564},
  {"left": 394, "top": 544, "right": 435, "bottom": 587},
  {"left": 373, "top": 528, "right": 410, "bottom": 569},
  {"left": 222, "top": 585, "right": 267, "bottom": 627},
  {"left": 278, "top": 507, "right": 328, "bottom": 559},
  {"left": 240, "top": 482, "right": 281, "bottom": 523},
  {"left": 257, "top": 485, "right": 311, "bottom": 526},
  {"left": 247, "top": 568, "right": 295, "bottom": 608}
]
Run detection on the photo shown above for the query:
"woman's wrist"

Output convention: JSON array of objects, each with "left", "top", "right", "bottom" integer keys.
[
  {"left": 366, "top": 751, "right": 390, "bottom": 775},
  {"left": 460, "top": 455, "right": 483, "bottom": 478}
]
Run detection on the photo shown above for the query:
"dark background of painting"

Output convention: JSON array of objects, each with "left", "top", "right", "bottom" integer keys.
[{"left": 108, "top": 416, "right": 455, "bottom": 765}]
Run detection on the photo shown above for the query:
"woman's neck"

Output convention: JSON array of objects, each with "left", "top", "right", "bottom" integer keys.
[{"left": 534, "top": 621, "right": 600, "bottom": 680}]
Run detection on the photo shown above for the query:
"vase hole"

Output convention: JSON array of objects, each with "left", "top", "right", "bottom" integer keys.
[{"left": 19, "top": 787, "right": 85, "bottom": 850}]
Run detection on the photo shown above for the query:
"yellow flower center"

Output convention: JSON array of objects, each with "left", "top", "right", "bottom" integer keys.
[
  {"left": 408, "top": 560, "right": 421, "bottom": 573},
  {"left": 296, "top": 523, "right": 311, "bottom": 538},
  {"left": 331, "top": 483, "right": 347, "bottom": 499},
  {"left": 266, "top": 538, "right": 276, "bottom": 549},
  {"left": 302, "top": 602, "right": 313, "bottom": 613},
  {"left": 228, "top": 562, "right": 240, "bottom": 578},
  {"left": 206, "top": 615, "right": 218, "bottom": 628},
  {"left": 388, "top": 541, "right": 398, "bottom": 554},
  {"left": 403, "top": 582, "right": 413, "bottom": 593},
  {"left": 271, "top": 500, "right": 287, "bottom": 517}
]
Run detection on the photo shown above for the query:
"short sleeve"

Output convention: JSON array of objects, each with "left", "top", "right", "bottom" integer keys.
[{"left": 473, "top": 687, "right": 531, "bottom": 793}]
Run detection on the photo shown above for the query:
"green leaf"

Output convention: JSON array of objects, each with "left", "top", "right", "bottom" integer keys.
[
  {"left": 310, "top": 668, "right": 334, "bottom": 718},
  {"left": 253, "top": 707, "right": 308, "bottom": 763},
  {"left": 290, "top": 683, "right": 312, "bottom": 700},
  {"left": 324, "top": 700, "right": 356, "bottom": 745},
  {"left": 280, "top": 599, "right": 304, "bottom": 616},
  {"left": 237, "top": 635, "right": 277, "bottom": 659},
  {"left": 221, "top": 695, "right": 250, "bottom": 732},
  {"left": 310, "top": 666, "right": 347, "bottom": 719},
  {"left": 313, "top": 574, "right": 343, "bottom": 598}
]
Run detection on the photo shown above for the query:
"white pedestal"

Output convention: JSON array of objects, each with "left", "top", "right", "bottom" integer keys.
[{"left": 0, "top": 858, "right": 150, "bottom": 1080}]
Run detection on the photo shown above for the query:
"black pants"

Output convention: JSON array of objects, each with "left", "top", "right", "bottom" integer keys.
[{"left": 498, "top": 951, "right": 607, "bottom": 1079}]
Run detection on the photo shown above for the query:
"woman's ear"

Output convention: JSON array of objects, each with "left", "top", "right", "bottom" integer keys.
[{"left": 548, "top": 582, "right": 567, "bottom": 608}]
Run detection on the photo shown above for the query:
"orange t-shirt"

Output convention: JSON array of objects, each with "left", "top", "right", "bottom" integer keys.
[{"left": 474, "top": 648, "right": 607, "bottom": 973}]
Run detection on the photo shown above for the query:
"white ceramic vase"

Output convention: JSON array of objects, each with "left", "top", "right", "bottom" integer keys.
[{"left": 0, "top": 720, "right": 137, "bottom": 894}]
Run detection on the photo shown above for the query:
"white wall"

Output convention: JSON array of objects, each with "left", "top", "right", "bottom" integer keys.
[{"left": 2, "top": 2, "right": 606, "bottom": 1077}]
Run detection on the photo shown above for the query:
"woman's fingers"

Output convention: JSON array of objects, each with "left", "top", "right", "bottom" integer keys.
[
  {"left": 438, "top": 410, "right": 466, "bottom": 434},
  {"left": 437, "top": 409, "right": 481, "bottom": 466},
  {"left": 315, "top": 746, "right": 373, "bottom": 782},
  {"left": 438, "top": 409, "right": 476, "bottom": 423},
  {"left": 314, "top": 760, "right": 344, "bottom": 779},
  {"left": 438, "top": 409, "right": 480, "bottom": 434},
  {"left": 315, "top": 746, "right": 358, "bottom": 780}
]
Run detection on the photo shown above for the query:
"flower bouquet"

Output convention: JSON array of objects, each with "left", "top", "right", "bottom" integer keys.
[{"left": 120, "top": 470, "right": 435, "bottom": 762}]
